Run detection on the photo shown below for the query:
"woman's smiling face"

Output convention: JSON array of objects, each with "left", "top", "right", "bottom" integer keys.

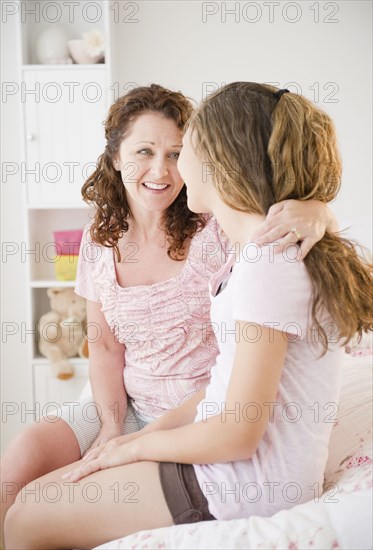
[{"left": 114, "top": 112, "right": 184, "bottom": 214}]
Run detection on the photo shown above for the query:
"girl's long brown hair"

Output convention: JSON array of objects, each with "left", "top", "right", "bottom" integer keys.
[
  {"left": 82, "top": 84, "right": 205, "bottom": 260},
  {"left": 189, "top": 82, "right": 372, "bottom": 352}
]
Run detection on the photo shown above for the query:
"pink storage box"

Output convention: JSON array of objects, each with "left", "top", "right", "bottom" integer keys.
[{"left": 53, "top": 229, "right": 83, "bottom": 256}]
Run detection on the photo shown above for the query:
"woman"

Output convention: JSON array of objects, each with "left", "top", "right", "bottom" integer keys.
[{"left": 2, "top": 84, "right": 339, "bottom": 545}]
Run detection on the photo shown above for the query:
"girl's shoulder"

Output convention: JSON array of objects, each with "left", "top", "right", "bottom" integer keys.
[
  {"left": 232, "top": 242, "right": 313, "bottom": 332},
  {"left": 235, "top": 241, "right": 310, "bottom": 285}
]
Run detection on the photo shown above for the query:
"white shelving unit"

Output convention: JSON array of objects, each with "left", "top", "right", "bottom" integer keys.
[
  {"left": 17, "top": 0, "right": 113, "bottom": 411},
  {"left": 33, "top": 361, "right": 90, "bottom": 412}
]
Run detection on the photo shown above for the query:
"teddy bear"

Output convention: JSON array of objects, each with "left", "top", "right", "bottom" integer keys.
[{"left": 38, "top": 287, "right": 88, "bottom": 380}]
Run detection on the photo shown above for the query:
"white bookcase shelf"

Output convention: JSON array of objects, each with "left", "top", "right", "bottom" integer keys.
[
  {"left": 27, "top": 203, "right": 90, "bottom": 210},
  {"left": 22, "top": 64, "right": 106, "bottom": 70},
  {"left": 18, "top": 0, "right": 113, "bottom": 411},
  {"left": 30, "top": 280, "right": 78, "bottom": 289},
  {"left": 33, "top": 361, "right": 89, "bottom": 411}
]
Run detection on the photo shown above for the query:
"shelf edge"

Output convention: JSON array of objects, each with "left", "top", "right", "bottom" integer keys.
[{"left": 30, "top": 280, "right": 77, "bottom": 288}]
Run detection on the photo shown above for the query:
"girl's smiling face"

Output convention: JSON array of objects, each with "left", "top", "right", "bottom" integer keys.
[{"left": 114, "top": 112, "right": 184, "bottom": 214}]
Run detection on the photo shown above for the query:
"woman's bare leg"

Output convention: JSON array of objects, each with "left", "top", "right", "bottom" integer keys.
[
  {"left": 1, "top": 417, "right": 80, "bottom": 546},
  {"left": 4, "top": 458, "right": 173, "bottom": 550}
]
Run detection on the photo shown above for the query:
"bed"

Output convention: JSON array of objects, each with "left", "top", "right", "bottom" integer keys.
[{"left": 94, "top": 342, "right": 372, "bottom": 550}]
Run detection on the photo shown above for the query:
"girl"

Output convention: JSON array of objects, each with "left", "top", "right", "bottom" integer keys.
[{"left": 5, "top": 82, "right": 366, "bottom": 550}]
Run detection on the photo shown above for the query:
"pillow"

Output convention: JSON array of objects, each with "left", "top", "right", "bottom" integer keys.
[
  {"left": 345, "top": 331, "right": 373, "bottom": 356},
  {"left": 324, "top": 351, "right": 372, "bottom": 488},
  {"left": 322, "top": 350, "right": 372, "bottom": 550}
]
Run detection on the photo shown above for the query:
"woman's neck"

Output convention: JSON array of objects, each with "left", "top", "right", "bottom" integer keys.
[{"left": 127, "top": 207, "right": 165, "bottom": 243}]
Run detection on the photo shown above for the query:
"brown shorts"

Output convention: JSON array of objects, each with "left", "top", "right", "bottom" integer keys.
[{"left": 159, "top": 462, "right": 216, "bottom": 525}]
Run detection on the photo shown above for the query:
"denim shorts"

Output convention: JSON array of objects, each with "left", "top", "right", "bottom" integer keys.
[{"left": 158, "top": 462, "right": 216, "bottom": 525}]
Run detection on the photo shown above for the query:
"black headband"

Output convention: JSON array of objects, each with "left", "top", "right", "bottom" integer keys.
[{"left": 274, "top": 89, "right": 290, "bottom": 100}]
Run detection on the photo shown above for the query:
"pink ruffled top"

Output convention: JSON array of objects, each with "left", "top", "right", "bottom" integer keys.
[{"left": 75, "top": 216, "right": 228, "bottom": 419}]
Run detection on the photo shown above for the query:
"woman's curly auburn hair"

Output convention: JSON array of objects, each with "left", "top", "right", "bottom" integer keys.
[{"left": 81, "top": 84, "right": 206, "bottom": 260}]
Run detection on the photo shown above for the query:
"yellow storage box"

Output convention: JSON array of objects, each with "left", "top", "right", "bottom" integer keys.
[{"left": 54, "top": 255, "right": 79, "bottom": 281}]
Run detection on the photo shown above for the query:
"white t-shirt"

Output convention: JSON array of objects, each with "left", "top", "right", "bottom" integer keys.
[{"left": 193, "top": 242, "right": 343, "bottom": 520}]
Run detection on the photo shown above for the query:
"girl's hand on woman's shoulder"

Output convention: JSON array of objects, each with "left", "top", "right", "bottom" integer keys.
[{"left": 252, "top": 199, "right": 338, "bottom": 260}]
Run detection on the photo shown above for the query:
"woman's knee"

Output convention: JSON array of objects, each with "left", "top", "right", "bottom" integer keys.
[
  {"left": 4, "top": 492, "right": 42, "bottom": 550},
  {"left": 4, "top": 492, "right": 28, "bottom": 548},
  {"left": 2, "top": 418, "right": 80, "bottom": 488},
  {"left": 1, "top": 425, "right": 43, "bottom": 495}
]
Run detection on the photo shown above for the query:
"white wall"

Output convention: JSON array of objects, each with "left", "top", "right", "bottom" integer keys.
[
  {"left": 1, "top": 0, "right": 372, "bottom": 451},
  {"left": 110, "top": 0, "right": 372, "bottom": 242}
]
